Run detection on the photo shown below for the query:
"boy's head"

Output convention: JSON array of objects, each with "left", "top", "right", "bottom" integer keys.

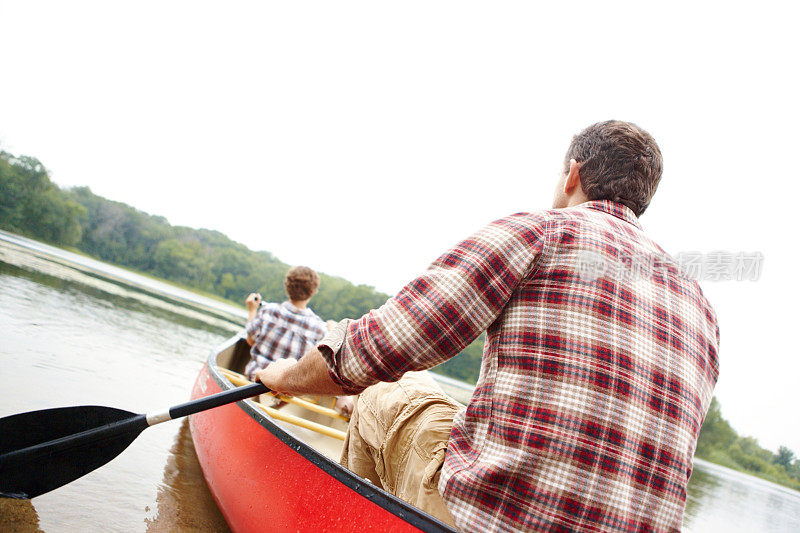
[{"left": 284, "top": 266, "right": 320, "bottom": 302}]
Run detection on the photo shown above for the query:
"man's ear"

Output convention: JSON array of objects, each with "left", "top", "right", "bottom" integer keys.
[{"left": 564, "top": 158, "right": 581, "bottom": 194}]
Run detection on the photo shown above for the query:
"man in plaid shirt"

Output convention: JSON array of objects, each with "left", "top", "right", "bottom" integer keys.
[{"left": 255, "top": 121, "right": 720, "bottom": 532}]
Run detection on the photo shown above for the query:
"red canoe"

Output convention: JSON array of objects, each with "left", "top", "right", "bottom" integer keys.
[{"left": 189, "top": 334, "right": 456, "bottom": 532}]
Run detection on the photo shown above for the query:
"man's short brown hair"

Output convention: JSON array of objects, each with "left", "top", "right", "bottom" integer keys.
[
  {"left": 564, "top": 120, "right": 663, "bottom": 217},
  {"left": 284, "top": 266, "right": 320, "bottom": 301}
]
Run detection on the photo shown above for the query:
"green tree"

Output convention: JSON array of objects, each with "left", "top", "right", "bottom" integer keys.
[
  {"left": 776, "top": 446, "right": 796, "bottom": 469},
  {"left": 152, "top": 238, "right": 209, "bottom": 285},
  {"left": 696, "top": 397, "right": 738, "bottom": 456},
  {"left": 0, "top": 151, "right": 85, "bottom": 246},
  {"left": 692, "top": 396, "right": 800, "bottom": 491}
]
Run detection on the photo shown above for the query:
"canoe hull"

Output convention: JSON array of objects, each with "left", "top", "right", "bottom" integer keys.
[{"left": 189, "top": 338, "right": 451, "bottom": 532}]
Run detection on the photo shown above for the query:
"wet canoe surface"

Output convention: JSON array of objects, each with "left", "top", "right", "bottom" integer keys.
[{"left": 189, "top": 336, "right": 455, "bottom": 533}]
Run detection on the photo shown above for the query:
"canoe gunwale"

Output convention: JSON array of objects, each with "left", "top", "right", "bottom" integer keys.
[{"left": 200, "top": 333, "right": 456, "bottom": 533}]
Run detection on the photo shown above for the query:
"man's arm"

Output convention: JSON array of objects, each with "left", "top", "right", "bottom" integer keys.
[
  {"left": 346, "top": 214, "right": 546, "bottom": 392},
  {"left": 254, "top": 347, "right": 346, "bottom": 396},
  {"left": 257, "top": 213, "right": 548, "bottom": 397}
]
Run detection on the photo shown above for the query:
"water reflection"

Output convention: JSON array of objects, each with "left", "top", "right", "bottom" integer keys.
[
  {"left": 0, "top": 241, "right": 231, "bottom": 531},
  {"left": 683, "top": 459, "right": 800, "bottom": 532},
  {"left": 683, "top": 461, "right": 721, "bottom": 521},
  {"left": 0, "top": 240, "right": 243, "bottom": 336},
  {"left": 144, "top": 419, "right": 230, "bottom": 532}
]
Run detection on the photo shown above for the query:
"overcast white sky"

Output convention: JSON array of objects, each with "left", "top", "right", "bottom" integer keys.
[{"left": 1, "top": 1, "right": 798, "bottom": 453}]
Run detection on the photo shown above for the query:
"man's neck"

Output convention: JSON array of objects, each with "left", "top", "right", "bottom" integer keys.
[{"left": 566, "top": 193, "right": 590, "bottom": 208}]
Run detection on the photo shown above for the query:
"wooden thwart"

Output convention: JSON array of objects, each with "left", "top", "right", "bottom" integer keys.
[{"left": 217, "top": 367, "right": 347, "bottom": 441}]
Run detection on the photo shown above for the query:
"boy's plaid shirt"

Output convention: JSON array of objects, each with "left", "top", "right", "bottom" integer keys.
[
  {"left": 319, "top": 201, "right": 719, "bottom": 532},
  {"left": 245, "top": 301, "right": 327, "bottom": 379}
]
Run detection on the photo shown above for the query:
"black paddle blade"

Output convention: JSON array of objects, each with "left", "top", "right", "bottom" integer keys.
[{"left": 0, "top": 406, "right": 148, "bottom": 499}]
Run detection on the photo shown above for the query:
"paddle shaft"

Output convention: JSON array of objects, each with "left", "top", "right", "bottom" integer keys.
[{"left": 145, "top": 382, "right": 269, "bottom": 426}]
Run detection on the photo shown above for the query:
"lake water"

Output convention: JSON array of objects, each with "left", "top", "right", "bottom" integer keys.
[{"left": 1, "top": 232, "right": 799, "bottom": 532}]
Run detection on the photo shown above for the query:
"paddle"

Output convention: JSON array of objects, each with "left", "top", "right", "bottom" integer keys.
[{"left": 0, "top": 381, "right": 268, "bottom": 499}]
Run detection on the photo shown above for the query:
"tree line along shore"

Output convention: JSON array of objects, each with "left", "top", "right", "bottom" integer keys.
[{"left": 1, "top": 149, "right": 798, "bottom": 492}]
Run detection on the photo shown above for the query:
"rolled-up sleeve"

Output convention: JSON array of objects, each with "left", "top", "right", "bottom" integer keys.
[{"left": 318, "top": 213, "right": 549, "bottom": 395}]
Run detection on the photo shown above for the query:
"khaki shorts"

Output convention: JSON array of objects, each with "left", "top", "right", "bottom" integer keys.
[{"left": 340, "top": 372, "right": 462, "bottom": 527}]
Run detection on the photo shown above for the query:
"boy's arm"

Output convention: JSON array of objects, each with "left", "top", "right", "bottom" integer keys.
[{"left": 245, "top": 293, "right": 262, "bottom": 345}]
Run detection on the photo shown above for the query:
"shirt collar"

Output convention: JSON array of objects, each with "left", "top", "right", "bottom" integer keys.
[
  {"left": 282, "top": 301, "right": 309, "bottom": 315},
  {"left": 580, "top": 200, "right": 643, "bottom": 230}
]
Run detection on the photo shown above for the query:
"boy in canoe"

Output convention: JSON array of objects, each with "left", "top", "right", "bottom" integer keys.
[
  {"left": 243, "top": 265, "right": 328, "bottom": 380},
  {"left": 254, "top": 121, "right": 719, "bottom": 532},
  {"left": 245, "top": 266, "right": 354, "bottom": 416}
]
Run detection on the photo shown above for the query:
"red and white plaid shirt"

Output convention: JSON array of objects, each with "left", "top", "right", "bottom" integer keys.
[
  {"left": 320, "top": 200, "right": 719, "bottom": 532},
  {"left": 245, "top": 301, "right": 328, "bottom": 379}
]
